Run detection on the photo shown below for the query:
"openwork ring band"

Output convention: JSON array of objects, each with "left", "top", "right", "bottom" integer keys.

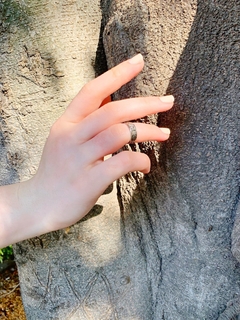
[{"left": 125, "top": 122, "right": 137, "bottom": 144}]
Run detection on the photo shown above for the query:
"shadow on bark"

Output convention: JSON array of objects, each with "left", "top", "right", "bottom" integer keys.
[
  {"left": 0, "top": 0, "right": 30, "bottom": 33},
  {"left": 10, "top": 0, "right": 240, "bottom": 319},
  {"left": 102, "top": 0, "right": 240, "bottom": 318}
]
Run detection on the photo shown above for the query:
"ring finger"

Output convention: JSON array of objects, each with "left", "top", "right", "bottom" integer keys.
[{"left": 81, "top": 122, "right": 170, "bottom": 164}]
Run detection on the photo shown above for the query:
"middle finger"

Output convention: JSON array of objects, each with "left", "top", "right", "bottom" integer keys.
[{"left": 73, "top": 95, "right": 174, "bottom": 143}]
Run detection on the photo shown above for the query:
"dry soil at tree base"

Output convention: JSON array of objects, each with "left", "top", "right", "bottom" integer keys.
[{"left": 0, "top": 263, "right": 26, "bottom": 319}]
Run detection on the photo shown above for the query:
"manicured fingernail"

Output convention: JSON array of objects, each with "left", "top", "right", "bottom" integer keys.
[
  {"left": 128, "top": 53, "right": 143, "bottom": 64},
  {"left": 160, "top": 128, "right": 171, "bottom": 135},
  {"left": 160, "top": 95, "right": 174, "bottom": 103}
]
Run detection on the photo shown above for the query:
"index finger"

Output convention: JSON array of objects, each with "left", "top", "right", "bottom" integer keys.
[{"left": 63, "top": 54, "right": 144, "bottom": 123}]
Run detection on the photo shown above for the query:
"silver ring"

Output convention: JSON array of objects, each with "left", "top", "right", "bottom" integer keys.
[{"left": 125, "top": 122, "right": 137, "bottom": 144}]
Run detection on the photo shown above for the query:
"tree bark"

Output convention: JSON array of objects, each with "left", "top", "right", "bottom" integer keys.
[
  {"left": 1, "top": 0, "right": 239, "bottom": 319},
  {"left": 102, "top": 0, "right": 240, "bottom": 319},
  {"left": 0, "top": 0, "right": 102, "bottom": 183}
]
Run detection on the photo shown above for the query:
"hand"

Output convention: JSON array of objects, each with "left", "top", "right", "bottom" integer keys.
[{"left": 0, "top": 54, "right": 174, "bottom": 246}]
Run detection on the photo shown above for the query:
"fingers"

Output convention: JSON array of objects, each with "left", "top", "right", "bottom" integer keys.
[
  {"left": 91, "top": 152, "right": 151, "bottom": 192},
  {"left": 63, "top": 54, "right": 144, "bottom": 123},
  {"left": 73, "top": 95, "right": 174, "bottom": 143},
  {"left": 81, "top": 123, "right": 170, "bottom": 164}
]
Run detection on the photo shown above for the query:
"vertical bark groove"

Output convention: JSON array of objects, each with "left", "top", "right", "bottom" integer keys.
[
  {"left": 102, "top": 0, "right": 240, "bottom": 318},
  {"left": 1, "top": 0, "right": 239, "bottom": 319}
]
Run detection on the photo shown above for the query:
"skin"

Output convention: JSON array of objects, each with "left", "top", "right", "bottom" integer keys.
[{"left": 0, "top": 54, "right": 174, "bottom": 248}]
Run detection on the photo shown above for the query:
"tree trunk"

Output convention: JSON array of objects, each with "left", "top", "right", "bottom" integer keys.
[
  {"left": 0, "top": 0, "right": 102, "bottom": 182},
  {"left": 102, "top": 0, "right": 240, "bottom": 319},
  {"left": 1, "top": 0, "right": 239, "bottom": 319}
]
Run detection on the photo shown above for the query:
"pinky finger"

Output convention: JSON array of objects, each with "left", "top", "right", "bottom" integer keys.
[{"left": 92, "top": 151, "right": 150, "bottom": 191}]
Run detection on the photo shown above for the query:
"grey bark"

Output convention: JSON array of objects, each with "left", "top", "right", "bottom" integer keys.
[
  {"left": 102, "top": 0, "right": 240, "bottom": 319},
  {"left": 1, "top": 0, "right": 239, "bottom": 319},
  {"left": 0, "top": 0, "right": 101, "bottom": 184}
]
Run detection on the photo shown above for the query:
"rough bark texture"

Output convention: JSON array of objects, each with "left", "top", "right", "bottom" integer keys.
[
  {"left": 103, "top": 0, "right": 240, "bottom": 319},
  {"left": 0, "top": 1, "right": 115, "bottom": 319},
  {"left": 0, "top": 0, "right": 101, "bottom": 183},
  {"left": 1, "top": 0, "right": 239, "bottom": 319}
]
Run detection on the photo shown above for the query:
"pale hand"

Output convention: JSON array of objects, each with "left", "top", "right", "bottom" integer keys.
[{"left": 0, "top": 54, "right": 174, "bottom": 247}]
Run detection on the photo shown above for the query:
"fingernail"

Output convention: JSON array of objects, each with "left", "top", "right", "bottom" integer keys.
[
  {"left": 128, "top": 53, "right": 143, "bottom": 64},
  {"left": 160, "top": 95, "right": 174, "bottom": 103},
  {"left": 160, "top": 128, "right": 171, "bottom": 135}
]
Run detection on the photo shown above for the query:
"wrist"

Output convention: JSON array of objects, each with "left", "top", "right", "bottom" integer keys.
[{"left": 0, "top": 180, "right": 46, "bottom": 247}]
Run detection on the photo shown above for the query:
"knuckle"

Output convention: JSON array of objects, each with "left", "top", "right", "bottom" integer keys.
[
  {"left": 142, "top": 96, "right": 151, "bottom": 107},
  {"left": 106, "top": 124, "right": 127, "bottom": 143},
  {"left": 141, "top": 96, "right": 158, "bottom": 110},
  {"left": 110, "top": 65, "right": 122, "bottom": 80},
  {"left": 49, "top": 120, "right": 73, "bottom": 148},
  {"left": 100, "top": 101, "right": 121, "bottom": 122},
  {"left": 119, "top": 151, "right": 133, "bottom": 168},
  {"left": 99, "top": 103, "right": 111, "bottom": 117},
  {"left": 49, "top": 120, "right": 61, "bottom": 138},
  {"left": 80, "top": 81, "right": 93, "bottom": 97},
  {"left": 114, "top": 123, "right": 127, "bottom": 138}
]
